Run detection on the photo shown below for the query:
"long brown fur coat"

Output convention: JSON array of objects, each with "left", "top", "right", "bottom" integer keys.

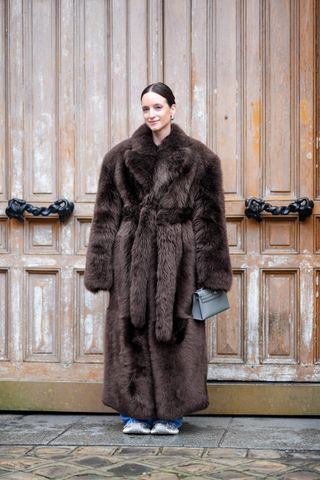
[{"left": 84, "top": 123, "right": 232, "bottom": 419}]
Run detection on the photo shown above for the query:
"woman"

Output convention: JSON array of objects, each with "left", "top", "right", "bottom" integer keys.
[{"left": 84, "top": 82, "right": 232, "bottom": 435}]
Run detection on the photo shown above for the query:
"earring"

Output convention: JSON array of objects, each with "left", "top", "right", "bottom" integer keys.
[{"left": 171, "top": 115, "right": 175, "bottom": 121}]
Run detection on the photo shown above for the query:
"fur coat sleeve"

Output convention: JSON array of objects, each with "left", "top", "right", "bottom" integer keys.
[
  {"left": 192, "top": 149, "right": 232, "bottom": 292},
  {"left": 84, "top": 151, "right": 122, "bottom": 293}
]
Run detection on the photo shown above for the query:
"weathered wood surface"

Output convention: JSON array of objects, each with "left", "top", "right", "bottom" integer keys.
[{"left": 0, "top": 0, "right": 318, "bottom": 391}]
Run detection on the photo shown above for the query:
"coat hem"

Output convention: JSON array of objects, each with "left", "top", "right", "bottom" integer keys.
[{"left": 101, "top": 397, "right": 209, "bottom": 420}]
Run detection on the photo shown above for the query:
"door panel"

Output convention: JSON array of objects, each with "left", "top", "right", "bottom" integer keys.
[
  {"left": 263, "top": 0, "right": 299, "bottom": 198},
  {"left": 0, "top": 0, "right": 318, "bottom": 412}
]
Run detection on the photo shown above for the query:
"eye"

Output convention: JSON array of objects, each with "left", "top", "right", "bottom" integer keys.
[
  {"left": 155, "top": 105, "right": 162, "bottom": 110},
  {"left": 142, "top": 107, "right": 149, "bottom": 112}
]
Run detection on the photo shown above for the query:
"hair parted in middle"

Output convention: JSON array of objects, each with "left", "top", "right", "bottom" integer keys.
[{"left": 140, "top": 82, "right": 176, "bottom": 107}]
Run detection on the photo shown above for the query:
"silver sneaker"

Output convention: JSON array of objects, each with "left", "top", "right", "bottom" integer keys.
[
  {"left": 123, "top": 420, "right": 151, "bottom": 435},
  {"left": 150, "top": 421, "right": 179, "bottom": 435}
]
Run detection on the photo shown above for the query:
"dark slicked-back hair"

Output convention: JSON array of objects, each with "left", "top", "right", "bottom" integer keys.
[{"left": 140, "top": 82, "right": 176, "bottom": 106}]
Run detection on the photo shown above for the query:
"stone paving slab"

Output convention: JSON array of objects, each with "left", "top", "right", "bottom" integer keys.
[
  {"left": 51, "top": 416, "right": 231, "bottom": 448},
  {"left": 0, "top": 415, "right": 81, "bottom": 446},
  {"left": 221, "top": 417, "right": 320, "bottom": 451},
  {"left": 0, "top": 445, "right": 320, "bottom": 479}
]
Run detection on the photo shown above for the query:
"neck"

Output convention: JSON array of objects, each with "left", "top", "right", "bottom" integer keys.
[{"left": 152, "top": 123, "right": 172, "bottom": 146}]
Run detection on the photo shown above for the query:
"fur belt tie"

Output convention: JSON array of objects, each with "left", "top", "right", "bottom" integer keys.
[
  {"left": 126, "top": 204, "right": 193, "bottom": 342},
  {"left": 122, "top": 205, "right": 193, "bottom": 225}
]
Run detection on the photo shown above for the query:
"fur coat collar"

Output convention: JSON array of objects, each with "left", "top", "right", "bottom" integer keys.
[{"left": 123, "top": 123, "right": 196, "bottom": 203}]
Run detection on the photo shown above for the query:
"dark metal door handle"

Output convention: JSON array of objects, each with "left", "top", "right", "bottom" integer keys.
[
  {"left": 5, "top": 198, "right": 74, "bottom": 222},
  {"left": 245, "top": 197, "right": 314, "bottom": 222}
]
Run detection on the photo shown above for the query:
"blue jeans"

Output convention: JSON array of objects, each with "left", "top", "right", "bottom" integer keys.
[{"left": 119, "top": 414, "right": 183, "bottom": 428}]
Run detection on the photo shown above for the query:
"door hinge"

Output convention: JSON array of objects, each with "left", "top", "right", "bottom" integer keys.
[
  {"left": 316, "top": 137, "right": 320, "bottom": 150},
  {"left": 316, "top": 276, "right": 319, "bottom": 298}
]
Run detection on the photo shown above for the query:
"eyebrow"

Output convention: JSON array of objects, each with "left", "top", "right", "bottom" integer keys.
[{"left": 142, "top": 103, "right": 163, "bottom": 108}]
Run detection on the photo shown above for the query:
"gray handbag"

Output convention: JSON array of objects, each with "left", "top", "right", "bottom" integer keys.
[{"left": 192, "top": 288, "right": 230, "bottom": 321}]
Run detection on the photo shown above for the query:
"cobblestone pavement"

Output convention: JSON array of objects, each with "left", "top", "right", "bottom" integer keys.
[
  {"left": 1, "top": 445, "right": 320, "bottom": 479},
  {"left": 1, "top": 414, "right": 320, "bottom": 479}
]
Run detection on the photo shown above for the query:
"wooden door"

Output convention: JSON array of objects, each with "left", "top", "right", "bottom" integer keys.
[
  {"left": 0, "top": 0, "right": 318, "bottom": 414},
  {"left": 205, "top": 0, "right": 318, "bottom": 384}
]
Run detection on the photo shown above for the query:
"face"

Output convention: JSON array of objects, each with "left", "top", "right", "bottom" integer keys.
[{"left": 141, "top": 91, "right": 176, "bottom": 134}]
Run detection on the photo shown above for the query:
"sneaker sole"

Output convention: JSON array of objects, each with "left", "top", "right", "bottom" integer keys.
[
  {"left": 123, "top": 427, "right": 150, "bottom": 435},
  {"left": 150, "top": 428, "right": 179, "bottom": 435},
  {"left": 123, "top": 431, "right": 150, "bottom": 434}
]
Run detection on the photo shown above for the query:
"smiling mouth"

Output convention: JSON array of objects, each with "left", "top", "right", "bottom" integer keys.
[{"left": 149, "top": 121, "right": 158, "bottom": 125}]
